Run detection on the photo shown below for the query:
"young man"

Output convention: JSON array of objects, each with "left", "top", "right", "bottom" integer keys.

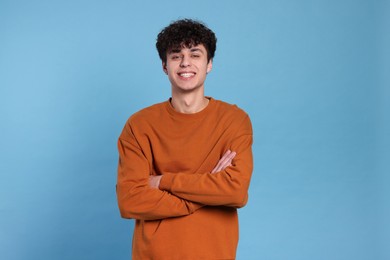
[{"left": 117, "top": 19, "right": 253, "bottom": 259}]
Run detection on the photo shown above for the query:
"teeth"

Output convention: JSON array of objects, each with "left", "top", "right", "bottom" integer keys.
[{"left": 179, "top": 73, "right": 195, "bottom": 78}]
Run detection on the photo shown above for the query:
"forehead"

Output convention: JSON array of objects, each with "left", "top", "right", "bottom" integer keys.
[{"left": 168, "top": 43, "right": 206, "bottom": 53}]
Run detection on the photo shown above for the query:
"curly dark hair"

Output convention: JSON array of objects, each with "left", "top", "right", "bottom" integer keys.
[{"left": 156, "top": 19, "right": 217, "bottom": 63}]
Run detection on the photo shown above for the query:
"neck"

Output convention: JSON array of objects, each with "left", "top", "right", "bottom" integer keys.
[{"left": 170, "top": 89, "right": 209, "bottom": 114}]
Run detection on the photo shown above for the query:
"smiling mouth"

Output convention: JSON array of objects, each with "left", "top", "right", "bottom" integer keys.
[{"left": 178, "top": 72, "right": 195, "bottom": 78}]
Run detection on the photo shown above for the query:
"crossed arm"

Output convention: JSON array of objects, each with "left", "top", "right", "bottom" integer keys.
[
  {"left": 117, "top": 115, "right": 253, "bottom": 221},
  {"left": 117, "top": 140, "right": 241, "bottom": 220},
  {"left": 149, "top": 150, "right": 237, "bottom": 188}
]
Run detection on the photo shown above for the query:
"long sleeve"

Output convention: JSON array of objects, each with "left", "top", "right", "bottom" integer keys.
[
  {"left": 116, "top": 123, "right": 203, "bottom": 221},
  {"left": 158, "top": 115, "right": 253, "bottom": 208},
  {"left": 116, "top": 98, "right": 253, "bottom": 259}
]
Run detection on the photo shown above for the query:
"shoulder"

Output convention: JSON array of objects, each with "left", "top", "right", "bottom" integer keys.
[
  {"left": 120, "top": 101, "right": 168, "bottom": 140},
  {"left": 119, "top": 101, "right": 166, "bottom": 141},
  {"left": 212, "top": 98, "right": 250, "bottom": 120},
  {"left": 127, "top": 101, "right": 167, "bottom": 127},
  {"left": 211, "top": 98, "right": 252, "bottom": 133},
  {"left": 130, "top": 101, "right": 167, "bottom": 120}
]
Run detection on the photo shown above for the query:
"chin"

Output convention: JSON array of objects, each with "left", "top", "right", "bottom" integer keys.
[{"left": 178, "top": 85, "right": 202, "bottom": 92}]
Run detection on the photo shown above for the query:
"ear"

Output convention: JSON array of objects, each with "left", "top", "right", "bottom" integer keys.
[
  {"left": 162, "top": 62, "right": 168, "bottom": 74},
  {"left": 206, "top": 59, "right": 213, "bottom": 73}
]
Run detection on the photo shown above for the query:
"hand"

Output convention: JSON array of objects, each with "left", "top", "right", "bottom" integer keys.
[
  {"left": 211, "top": 150, "right": 236, "bottom": 174},
  {"left": 149, "top": 175, "right": 162, "bottom": 189}
]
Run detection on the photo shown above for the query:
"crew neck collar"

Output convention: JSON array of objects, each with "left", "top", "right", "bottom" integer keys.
[{"left": 165, "top": 97, "right": 214, "bottom": 119}]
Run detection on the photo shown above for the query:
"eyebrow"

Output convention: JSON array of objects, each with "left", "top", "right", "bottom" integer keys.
[
  {"left": 190, "top": 48, "right": 204, "bottom": 53},
  {"left": 168, "top": 47, "right": 204, "bottom": 54}
]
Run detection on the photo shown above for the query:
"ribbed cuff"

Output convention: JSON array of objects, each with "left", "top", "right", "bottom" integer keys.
[{"left": 159, "top": 173, "right": 174, "bottom": 192}]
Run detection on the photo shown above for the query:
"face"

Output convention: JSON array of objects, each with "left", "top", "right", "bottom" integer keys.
[{"left": 163, "top": 44, "right": 212, "bottom": 94}]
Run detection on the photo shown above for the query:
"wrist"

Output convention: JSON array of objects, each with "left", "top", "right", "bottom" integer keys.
[{"left": 149, "top": 175, "right": 163, "bottom": 189}]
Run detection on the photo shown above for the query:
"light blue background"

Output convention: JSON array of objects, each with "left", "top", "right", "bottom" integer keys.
[{"left": 1, "top": 0, "right": 389, "bottom": 259}]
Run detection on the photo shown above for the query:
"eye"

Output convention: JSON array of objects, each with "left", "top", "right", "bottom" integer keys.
[{"left": 171, "top": 55, "right": 180, "bottom": 60}]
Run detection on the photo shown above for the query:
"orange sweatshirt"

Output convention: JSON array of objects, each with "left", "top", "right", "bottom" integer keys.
[{"left": 117, "top": 97, "right": 253, "bottom": 260}]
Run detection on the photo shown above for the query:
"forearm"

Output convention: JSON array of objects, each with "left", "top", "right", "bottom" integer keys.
[
  {"left": 159, "top": 166, "right": 251, "bottom": 207},
  {"left": 117, "top": 136, "right": 203, "bottom": 221},
  {"left": 117, "top": 180, "right": 203, "bottom": 220},
  {"left": 159, "top": 137, "right": 253, "bottom": 207}
]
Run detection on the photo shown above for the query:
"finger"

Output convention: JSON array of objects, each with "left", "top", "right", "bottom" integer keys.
[
  {"left": 220, "top": 151, "right": 236, "bottom": 166},
  {"left": 211, "top": 150, "right": 231, "bottom": 173},
  {"left": 219, "top": 151, "right": 236, "bottom": 170},
  {"left": 212, "top": 150, "right": 236, "bottom": 173},
  {"left": 212, "top": 159, "right": 225, "bottom": 173}
]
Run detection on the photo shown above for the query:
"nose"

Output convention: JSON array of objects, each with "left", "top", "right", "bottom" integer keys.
[{"left": 180, "top": 55, "right": 190, "bottom": 67}]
